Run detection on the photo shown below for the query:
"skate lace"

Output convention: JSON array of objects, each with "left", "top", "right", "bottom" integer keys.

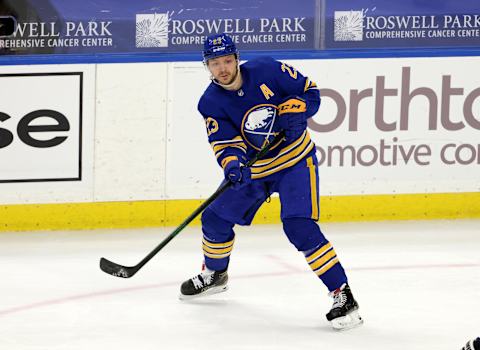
[
  {"left": 192, "top": 272, "right": 214, "bottom": 290},
  {"left": 191, "top": 275, "right": 204, "bottom": 289},
  {"left": 203, "top": 272, "right": 214, "bottom": 285},
  {"left": 332, "top": 291, "right": 348, "bottom": 309}
]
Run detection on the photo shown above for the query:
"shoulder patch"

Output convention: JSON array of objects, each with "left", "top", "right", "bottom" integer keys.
[{"left": 205, "top": 117, "right": 219, "bottom": 136}]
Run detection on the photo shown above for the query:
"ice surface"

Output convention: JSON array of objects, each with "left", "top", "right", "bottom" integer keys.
[{"left": 1, "top": 220, "right": 479, "bottom": 350}]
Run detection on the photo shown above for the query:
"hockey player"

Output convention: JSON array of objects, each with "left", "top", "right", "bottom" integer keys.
[
  {"left": 179, "top": 32, "right": 363, "bottom": 330},
  {"left": 462, "top": 338, "right": 480, "bottom": 350}
]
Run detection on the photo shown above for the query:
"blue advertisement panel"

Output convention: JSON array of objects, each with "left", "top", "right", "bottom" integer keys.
[
  {"left": 325, "top": 0, "right": 480, "bottom": 49},
  {"left": 0, "top": 0, "right": 316, "bottom": 56}
]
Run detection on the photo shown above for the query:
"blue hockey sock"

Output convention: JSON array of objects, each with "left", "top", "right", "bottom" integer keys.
[
  {"left": 201, "top": 208, "right": 235, "bottom": 271},
  {"left": 282, "top": 217, "right": 348, "bottom": 291},
  {"left": 304, "top": 242, "right": 348, "bottom": 292}
]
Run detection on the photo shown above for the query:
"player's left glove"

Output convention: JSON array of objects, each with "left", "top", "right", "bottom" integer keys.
[
  {"left": 222, "top": 156, "right": 252, "bottom": 190},
  {"left": 277, "top": 96, "right": 308, "bottom": 143}
]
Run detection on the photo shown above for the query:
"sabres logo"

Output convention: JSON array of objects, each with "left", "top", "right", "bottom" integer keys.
[
  {"left": 205, "top": 117, "right": 219, "bottom": 136},
  {"left": 241, "top": 104, "right": 281, "bottom": 151}
]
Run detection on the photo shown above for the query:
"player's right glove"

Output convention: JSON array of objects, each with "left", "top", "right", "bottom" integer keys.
[
  {"left": 277, "top": 96, "right": 308, "bottom": 143},
  {"left": 222, "top": 156, "right": 252, "bottom": 190}
]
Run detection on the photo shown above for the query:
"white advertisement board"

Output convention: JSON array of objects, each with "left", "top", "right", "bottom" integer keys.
[
  {"left": 167, "top": 56, "right": 480, "bottom": 198},
  {"left": 304, "top": 56, "right": 480, "bottom": 195},
  {"left": 1, "top": 57, "right": 478, "bottom": 205},
  {"left": 0, "top": 65, "right": 95, "bottom": 204},
  {"left": 94, "top": 62, "right": 168, "bottom": 202},
  {"left": 165, "top": 62, "right": 223, "bottom": 199},
  {"left": 0, "top": 72, "right": 83, "bottom": 182}
]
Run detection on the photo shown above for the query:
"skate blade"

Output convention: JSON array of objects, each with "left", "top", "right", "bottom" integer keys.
[
  {"left": 330, "top": 310, "right": 364, "bottom": 331},
  {"left": 178, "top": 284, "right": 228, "bottom": 301}
]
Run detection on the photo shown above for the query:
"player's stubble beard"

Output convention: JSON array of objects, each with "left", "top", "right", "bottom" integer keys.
[{"left": 214, "top": 62, "right": 243, "bottom": 91}]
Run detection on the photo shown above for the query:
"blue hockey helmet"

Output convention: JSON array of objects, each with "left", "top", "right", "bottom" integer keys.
[{"left": 203, "top": 33, "right": 238, "bottom": 62}]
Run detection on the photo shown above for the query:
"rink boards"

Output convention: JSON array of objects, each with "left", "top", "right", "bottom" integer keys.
[{"left": 1, "top": 56, "right": 479, "bottom": 230}]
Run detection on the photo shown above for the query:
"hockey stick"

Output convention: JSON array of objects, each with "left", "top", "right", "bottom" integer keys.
[{"left": 100, "top": 131, "right": 285, "bottom": 278}]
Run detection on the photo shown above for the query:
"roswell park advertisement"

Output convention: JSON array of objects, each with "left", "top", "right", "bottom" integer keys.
[
  {"left": 0, "top": 0, "right": 479, "bottom": 55},
  {"left": 0, "top": 0, "right": 315, "bottom": 54}
]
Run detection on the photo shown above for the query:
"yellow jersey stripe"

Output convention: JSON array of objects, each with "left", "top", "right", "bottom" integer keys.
[
  {"left": 304, "top": 78, "right": 310, "bottom": 92},
  {"left": 251, "top": 132, "right": 311, "bottom": 172},
  {"left": 307, "top": 157, "right": 319, "bottom": 220},
  {"left": 305, "top": 242, "right": 332, "bottom": 263},
  {"left": 214, "top": 144, "right": 247, "bottom": 159},
  {"left": 210, "top": 136, "right": 243, "bottom": 148},
  {"left": 202, "top": 244, "right": 233, "bottom": 254},
  {"left": 213, "top": 141, "right": 247, "bottom": 153},
  {"left": 230, "top": 145, "right": 247, "bottom": 153},
  {"left": 252, "top": 131, "right": 308, "bottom": 167},
  {"left": 314, "top": 258, "right": 339, "bottom": 276},
  {"left": 211, "top": 136, "right": 247, "bottom": 157},
  {"left": 251, "top": 142, "right": 314, "bottom": 179},
  {"left": 309, "top": 250, "right": 337, "bottom": 271},
  {"left": 304, "top": 78, "right": 318, "bottom": 92},
  {"left": 221, "top": 156, "right": 238, "bottom": 169},
  {"left": 202, "top": 238, "right": 234, "bottom": 248}
]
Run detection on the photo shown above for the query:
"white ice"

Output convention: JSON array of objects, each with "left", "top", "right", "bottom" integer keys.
[{"left": 1, "top": 220, "right": 479, "bottom": 350}]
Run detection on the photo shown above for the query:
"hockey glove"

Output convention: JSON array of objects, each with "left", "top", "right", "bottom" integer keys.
[
  {"left": 222, "top": 157, "right": 252, "bottom": 190},
  {"left": 277, "top": 96, "right": 308, "bottom": 143}
]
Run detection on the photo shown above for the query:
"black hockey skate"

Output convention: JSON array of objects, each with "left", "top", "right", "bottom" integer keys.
[
  {"left": 179, "top": 268, "right": 228, "bottom": 300},
  {"left": 326, "top": 283, "right": 363, "bottom": 330},
  {"left": 462, "top": 338, "right": 480, "bottom": 350}
]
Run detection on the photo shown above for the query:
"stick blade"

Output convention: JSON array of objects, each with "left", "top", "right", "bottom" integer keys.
[{"left": 99, "top": 257, "right": 137, "bottom": 278}]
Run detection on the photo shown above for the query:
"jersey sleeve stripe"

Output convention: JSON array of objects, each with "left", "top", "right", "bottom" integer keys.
[
  {"left": 249, "top": 131, "right": 314, "bottom": 178},
  {"left": 252, "top": 131, "right": 309, "bottom": 167},
  {"left": 251, "top": 141, "right": 315, "bottom": 179},
  {"left": 211, "top": 136, "right": 248, "bottom": 158},
  {"left": 304, "top": 78, "right": 318, "bottom": 92}
]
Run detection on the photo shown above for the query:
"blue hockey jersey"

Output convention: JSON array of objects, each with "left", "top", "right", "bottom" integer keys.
[{"left": 198, "top": 56, "right": 320, "bottom": 179}]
